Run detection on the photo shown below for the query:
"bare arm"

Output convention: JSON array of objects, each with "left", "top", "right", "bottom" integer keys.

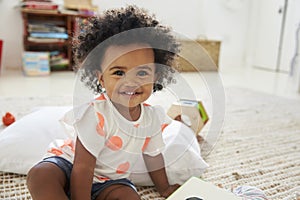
[
  {"left": 70, "top": 137, "right": 96, "bottom": 200},
  {"left": 143, "top": 153, "right": 179, "bottom": 198}
]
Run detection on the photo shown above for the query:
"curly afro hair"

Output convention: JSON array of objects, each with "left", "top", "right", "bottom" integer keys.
[{"left": 73, "top": 5, "right": 180, "bottom": 94}]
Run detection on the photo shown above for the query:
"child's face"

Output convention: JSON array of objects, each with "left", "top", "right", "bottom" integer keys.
[{"left": 99, "top": 44, "right": 156, "bottom": 108}]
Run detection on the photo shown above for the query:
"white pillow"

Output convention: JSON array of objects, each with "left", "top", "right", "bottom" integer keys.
[
  {"left": 0, "top": 107, "right": 208, "bottom": 186},
  {"left": 129, "top": 120, "right": 209, "bottom": 186},
  {"left": 0, "top": 107, "right": 71, "bottom": 174}
]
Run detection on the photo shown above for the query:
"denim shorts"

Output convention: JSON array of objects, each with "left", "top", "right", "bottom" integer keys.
[{"left": 40, "top": 156, "right": 137, "bottom": 200}]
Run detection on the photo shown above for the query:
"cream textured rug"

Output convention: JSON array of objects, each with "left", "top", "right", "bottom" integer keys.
[
  {"left": 0, "top": 87, "right": 299, "bottom": 200},
  {"left": 200, "top": 88, "right": 300, "bottom": 200}
]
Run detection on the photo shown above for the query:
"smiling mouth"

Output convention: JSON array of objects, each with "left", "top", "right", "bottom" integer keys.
[{"left": 119, "top": 91, "right": 142, "bottom": 96}]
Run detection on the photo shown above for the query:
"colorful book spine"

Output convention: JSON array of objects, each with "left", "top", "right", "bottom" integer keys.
[
  {"left": 22, "top": 51, "right": 50, "bottom": 76},
  {"left": 30, "top": 32, "right": 68, "bottom": 39},
  {"left": 23, "top": 2, "right": 58, "bottom": 10}
]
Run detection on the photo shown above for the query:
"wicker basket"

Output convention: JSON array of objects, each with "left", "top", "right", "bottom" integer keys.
[{"left": 176, "top": 39, "right": 221, "bottom": 72}]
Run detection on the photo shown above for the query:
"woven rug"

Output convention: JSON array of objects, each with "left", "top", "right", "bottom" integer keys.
[
  {"left": 200, "top": 88, "right": 300, "bottom": 200},
  {"left": 0, "top": 87, "right": 300, "bottom": 200}
]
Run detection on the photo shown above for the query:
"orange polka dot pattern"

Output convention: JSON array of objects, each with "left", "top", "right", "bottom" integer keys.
[
  {"left": 96, "top": 112, "right": 105, "bottom": 136},
  {"left": 95, "top": 94, "right": 106, "bottom": 101},
  {"left": 116, "top": 162, "right": 130, "bottom": 174},
  {"left": 46, "top": 94, "right": 171, "bottom": 182},
  {"left": 142, "top": 137, "right": 151, "bottom": 152},
  {"left": 105, "top": 136, "right": 123, "bottom": 151},
  {"left": 161, "top": 123, "right": 169, "bottom": 132}
]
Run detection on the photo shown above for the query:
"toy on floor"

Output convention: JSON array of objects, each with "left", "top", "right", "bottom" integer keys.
[
  {"left": 2, "top": 112, "right": 15, "bottom": 126},
  {"left": 167, "top": 177, "right": 269, "bottom": 200},
  {"left": 167, "top": 99, "right": 208, "bottom": 143}
]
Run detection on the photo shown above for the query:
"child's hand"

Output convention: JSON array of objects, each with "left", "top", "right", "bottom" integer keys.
[{"left": 160, "top": 184, "right": 180, "bottom": 198}]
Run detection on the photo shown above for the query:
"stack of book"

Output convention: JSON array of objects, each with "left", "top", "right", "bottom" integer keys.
[
  {"left": 22, "top": 51, "right": 50, "bottom": 76},
  {"left": 49, "top": 51, "right": 69, "bottom": 70},
  {"left": 21, "top": 0, "right": 59, "bottom": 11},
  {"left": 27, "top": 23, "right": 68, "bottom": 43}
]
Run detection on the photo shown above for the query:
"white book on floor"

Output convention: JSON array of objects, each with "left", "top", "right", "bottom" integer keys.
[{"left": 167, "top": 177, "right": 241, "bottom": 200}]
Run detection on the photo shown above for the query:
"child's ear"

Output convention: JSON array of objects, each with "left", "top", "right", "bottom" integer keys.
[
  {"left": 97, "top": 71, "right": 104, "bottom": 88},
  {"left": 153, "top": 73, "right": 163, "bottom": 92}
]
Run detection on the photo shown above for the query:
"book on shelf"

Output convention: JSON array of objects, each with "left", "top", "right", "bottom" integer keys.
[
  {"left": 22, "top": 0, "right": 53, "bottom": 2},
  {"left": 26, "top": 20, "right": 68, "bottom": 42},
  {"left": 22, "top": 1, "right": 58, "bottom": 10},
  {"left": 50, "top": 58, "right": 69, "bottom": 70},
  {"left": 30, "top": 32, "right": 68, "bottom": 39},
  {"left": 22, "top": 51, "right": 50, "bottom": 76},
  {"left": 28, "top": 24, "right": 66, "bottom": 33},
  {"left": 27, "top": 37, "right": 66, "bottom": 43},
  {"left": 50, "top": 51, "right": 69, "bottom": 70}
]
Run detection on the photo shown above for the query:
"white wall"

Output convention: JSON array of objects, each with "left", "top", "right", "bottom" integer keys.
[
  {"left": 0, "top": 0, "right": 251, "bottom": 70},
  {"left": 93, "top": 0, "right": 206, "bottom": 39},
  {"left": 0, "top": 0, "right": 23, "bottom": 70},
  {"left": 94, "top": 0, "right": 251, "bottom": 69},
  {"left": 201, "top": 0, "right": 250, "bottom": 68}
]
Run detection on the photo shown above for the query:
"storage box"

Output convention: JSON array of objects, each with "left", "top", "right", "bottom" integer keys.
[
  {"left": 176, "top": 39, "right": 221, "bottom": 72},
  {"left": 167, "top": 99, "right": 209, "bottom": 134},
  {"left": 22, "top": 51, "right": 50, "bottom": 76}
]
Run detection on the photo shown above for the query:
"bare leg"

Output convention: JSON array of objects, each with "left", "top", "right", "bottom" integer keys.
[
  {"left": 96, "top": 184, "right": 141, "bottom": 200},
  {"left": 27, "top": 162, "right": 68, "bottom": 200}
]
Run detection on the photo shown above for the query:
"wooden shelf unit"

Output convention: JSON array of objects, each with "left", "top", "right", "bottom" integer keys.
[{"left": 21, "top": 9, "right": 89, "bottom": 71}]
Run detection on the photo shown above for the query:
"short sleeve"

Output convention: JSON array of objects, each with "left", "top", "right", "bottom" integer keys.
[
  {"left": 73, "top": 104, "right": 105, "bottom": 158},
  {"left": 155, "top": 105, "right": 172, "bottom": 126},
  {"left": 143, "top": 106, "right": 172, "bottom": 157}
]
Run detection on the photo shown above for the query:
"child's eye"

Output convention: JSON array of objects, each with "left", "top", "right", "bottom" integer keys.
[
  {"left": 137, "top": 70, "right": 149, "bottom": 77},
  {"left": 113, "top": 70, "right": 125, "bottom": 76}
]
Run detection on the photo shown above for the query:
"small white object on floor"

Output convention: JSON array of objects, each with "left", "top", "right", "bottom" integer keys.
[{"left": 167, "top": 176, "right": 241, "bottom": 200}]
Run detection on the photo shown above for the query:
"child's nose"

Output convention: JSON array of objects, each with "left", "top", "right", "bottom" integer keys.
[{"left": 122, "top": 73, "right": 139, "bottom": 86}]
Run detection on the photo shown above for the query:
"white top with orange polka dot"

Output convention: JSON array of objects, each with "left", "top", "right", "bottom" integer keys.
[{"left": 45, "top": 93, "right": 172, "bottom": 183}]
